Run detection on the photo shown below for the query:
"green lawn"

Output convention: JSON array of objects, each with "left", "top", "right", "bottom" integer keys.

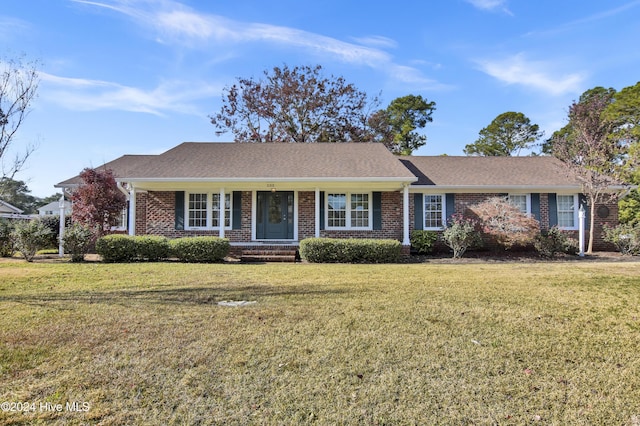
[{"left": 0, "top": 260, "right": 639, "bottom": 425}]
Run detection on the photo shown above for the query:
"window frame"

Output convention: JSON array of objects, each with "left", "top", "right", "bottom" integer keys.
[
  {"left": 508, "top": 193, "right": 531, "bottom": 215},
  {"left": 185, "top": 192, "right": 232, "bottom": 230},
  {"left": 423, "top": 194, "right": 446, "bottom": 230},
  {"left": 325, "top": 192, "right": 372, "bottom": 230},
  {"left": 556, "top": 194, "right": 578, "bottom": 230}
]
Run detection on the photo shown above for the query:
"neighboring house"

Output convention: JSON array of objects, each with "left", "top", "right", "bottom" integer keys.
[
  {"left": 0, "top": 199, "right": 28, "bottom": 219},
  {"left": 37, "top": 200, "right": 72, "bottom": 217},
  {"left": 56, "top": 142, "right": 622, "bottom": 252}
]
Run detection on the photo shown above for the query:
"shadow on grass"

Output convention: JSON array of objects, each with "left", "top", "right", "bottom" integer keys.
[{"left": 0, "top": 284, "right": 351, "bottom": 308}]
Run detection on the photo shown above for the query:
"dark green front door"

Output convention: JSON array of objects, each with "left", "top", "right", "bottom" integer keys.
[{"left": 256, "top": 191, "right": 294, "bottom": 240}]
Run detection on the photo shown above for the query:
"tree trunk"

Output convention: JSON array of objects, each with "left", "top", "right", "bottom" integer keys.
[{"left": 587, "top": 201, "right": 596, "bottom": 254}]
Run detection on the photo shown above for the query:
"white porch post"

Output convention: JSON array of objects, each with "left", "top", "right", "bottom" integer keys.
[
  {"left": 402, "top": 184, "right": 410, "bottom": 246},
  {"left": 58, "top": 195, "right": 66, "bottom": 257},
  {"left": 315, "top": 188, "right": 320, "bottom": 238},
  {"left": 578, "top": 204, "right": 585, "bottom": 257},
  {"left": 128, "top": 185, "right": 136, "bottom": 236},
  {"left": 219, "top": 188, "right": 225, "bottom": 238}
]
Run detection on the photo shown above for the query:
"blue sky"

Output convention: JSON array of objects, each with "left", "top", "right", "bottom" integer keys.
[{"left": 2, "top": 0, "right": 640, "bottom": 197}]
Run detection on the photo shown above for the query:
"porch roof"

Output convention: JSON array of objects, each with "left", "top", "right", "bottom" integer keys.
[{"left": 57, "top": 143, "right": 417, "bottom": 187}]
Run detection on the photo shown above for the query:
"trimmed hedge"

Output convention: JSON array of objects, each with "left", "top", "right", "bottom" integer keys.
[
  {"left": 169, "top": 237, "right": 230, "bottom": 263},
  {"left": 135, "top": 236, "right": 171, "bottom": 261},
  {"left": 96, "top": 234, "right": 138, "bottom": 262},
  {"left": 410, "top": 230, "right": 438, "bottom": 254},
  {"left": 96, "top": 235, "right": 229, "bottom": 262},
  {"left": 299, "top": 238, "right": 401, "bottom": 263}
]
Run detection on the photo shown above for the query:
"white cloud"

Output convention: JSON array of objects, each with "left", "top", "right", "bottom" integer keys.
[
  {"left": 465, "top": 0, "right": 512, "bottom": 15},
  {"left": 475, "top": 53, "right": 585, "bottom": 96},
  {"left": 351, "top": 35, "right": 398, "bottom": 49},
  {"left": 0, "top": 16, "right": 30, "bottom": 41},
  {"left": 40, "top": 72, "right": 221, "bottom": 115},
  {"left": 71, "top": 0, "right": 435, "bottom": 85}
]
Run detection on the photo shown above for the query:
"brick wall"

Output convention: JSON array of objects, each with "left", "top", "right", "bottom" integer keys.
[
  {"left": 319, "top": 191, "right": 403, "bottom": 240},
  {"left": 133, "top": 190, "right": 618, "bottom": 251},
  {"left": 298, "top": 191, "right": 315, "bottom": 240},
  {"left": 134, "top": 190, "right": 250, "bottom": 242},
  {"left": 408, "top": 192, "right": 617, "bottom": 251}
]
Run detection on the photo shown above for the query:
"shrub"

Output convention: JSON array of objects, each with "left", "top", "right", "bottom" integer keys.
[
  {"left": 169, "top": 237, "right": 230, "bottom": 263},
  {"left": 10, "top": 219, "right": 53, "bottom": 262},
  {"left": 62, "top": 223, "right": 95, "bottom": 262},
  {"left": 467, "top": 197, "right": 540, "bottom": 250},
  {"left": 410, "top": 230, "right": 438, "bottom": 254},
  {"left": 0, "top": 218, "right": 16, "bottom": 257},
  {"left": 135, "top": 236, "right": 171, "bottom": 261},
  {"left": 96, "top": 234, "right": 137, "bottom": 262},
  {"left": 299, "top": 238, "right": 401, "bottom": 263},
  {"left": 442, "top": 215, "right": 482, "bottom": 259},
  {"left": 602, "top": 223, "right": 640, "bottom": 255},
  {"left": 534, "top": 227, "right": 577, "bottom": 258}
]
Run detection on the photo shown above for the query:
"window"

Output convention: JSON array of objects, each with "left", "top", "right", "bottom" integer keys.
[
  {"left": 188, "top": 193, "right": 208, "bottom": 228},
  {"left": 326, "top": 192, "right": 371, "bottom": 229},
  {"left": 212, "top": 193, "right": 231, "bottom": 228},
  {"left": 187, "top": 192, "right": 231, "bottom": 229},
  {"left": 327, "top": 194, "right": 346, "bottom": 227},
  {"left": 508, "top": 194, "right": 530, "bottom": 214},
  {"left": 350, "top": 193, "right": 369, "bottom": 228},
  {"left": 557, "top": 195, "right": 577, "bottom": 229},
  {"left": 424, "top": 194, "right": 445, "bottom": 229}
]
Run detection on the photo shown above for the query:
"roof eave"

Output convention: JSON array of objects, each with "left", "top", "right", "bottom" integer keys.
[{"left": 119, "top": 176, "right": 418, "bottom": 183}]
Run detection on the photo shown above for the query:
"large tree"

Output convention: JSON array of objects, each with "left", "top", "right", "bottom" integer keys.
[
  {"left": 0, "top": 177, "right": 38, "bottom": 213},
  {"left": 71, "top": 168, "right": 126, "bottom": 236},
  {"left": 549, "top": 87, "right": 623, "bottom": 253},
  {"left": 464, "top": 111, "right": 543, "bottom": 156},
  {"left": 0, "top": 55, "right": 40, "bottom": 179},
  {"left": 211, "top": 64, "right": 378, "bottom": 144},
  {"left": 368, "top": 94, "right": 436, "bottom": 155},
  {"left": 603, "top": 81, "right": 640, "bottom": 225}
]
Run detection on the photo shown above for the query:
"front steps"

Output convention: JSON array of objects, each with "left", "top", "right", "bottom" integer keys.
[{"left": 232, "top": 244, "right": 299, "bottom": 263}]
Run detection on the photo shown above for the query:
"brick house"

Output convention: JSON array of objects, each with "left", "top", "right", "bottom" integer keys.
[{"left": 56, "top": 142, "right": 621, "bottom": 253}]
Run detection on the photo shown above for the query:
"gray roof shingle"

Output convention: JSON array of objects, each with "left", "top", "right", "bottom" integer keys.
[
  {"left": 132, "top": 142, "right": 416, "bottom": 180},
  {"left": 400, "top": 156, "right": 580, "bottom": 187}
]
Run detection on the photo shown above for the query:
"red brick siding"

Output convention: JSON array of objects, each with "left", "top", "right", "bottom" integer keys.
[
  {"left": 408, "top": 192, "right": 617, "bottom": 251},
  {"left": 134, "top": 190, "right": 250, "bottom": 242},
  {"left": 133, "top": 190, "right": 618, "bottom": 251},
  {"left": 297, "top": 191, "right": 316, "bottom": 240},
  {"left": 319, "top": 191, "right": 403, "bottom": 240}
]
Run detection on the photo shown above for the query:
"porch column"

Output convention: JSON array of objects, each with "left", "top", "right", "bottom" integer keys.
[
  {"left": 219, "top": 188, "right": 225, "bottom": 238},
  {"left": 402, "top": 184, "right": 410, "bottom": 245},
  {"left": 315, "top": 188, "right": 320, "bottom": 238},
  {"left": 128, "top": 185, "right": 136, "bottom": 236},
  {"left": 58, "top": 195, "right": 65, "bottom": 257}
]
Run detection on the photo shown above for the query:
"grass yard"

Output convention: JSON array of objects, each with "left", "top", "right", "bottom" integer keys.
[{"left": 0, "top": 260, "right": 639, "bottom": 425}]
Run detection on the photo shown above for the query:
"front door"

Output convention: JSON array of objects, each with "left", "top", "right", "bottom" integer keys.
[{"left": 256, "top": 191, "right": 294, "bottom": 240}]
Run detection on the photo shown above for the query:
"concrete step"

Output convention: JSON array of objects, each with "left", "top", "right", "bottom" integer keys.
[{"left": 240, "top": 249, "right": 298, "bottom": 263}]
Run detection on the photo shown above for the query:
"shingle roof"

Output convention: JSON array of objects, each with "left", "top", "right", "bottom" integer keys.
[
  {"left": 401, "top": 156, "right": 581, "bottom": 188},
  {"left": 56, "top": 143, "right": 584, "bottom": 190},
  {"left": 56, "top": 155, "right": 157, "bottom": 186},
  {"left": 136, "top": 142, "right": 416, "bottom": 180}
]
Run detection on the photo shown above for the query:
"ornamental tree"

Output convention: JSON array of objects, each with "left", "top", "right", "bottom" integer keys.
[
  {"left": 71, "top": 168, "right": 126, "bottom": 236},
  {"left": 466, "top": 197, "right": 540, "bottom": 250},
  {"left": 464, "top": 111, "right": 543, "bottom": 156}
]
